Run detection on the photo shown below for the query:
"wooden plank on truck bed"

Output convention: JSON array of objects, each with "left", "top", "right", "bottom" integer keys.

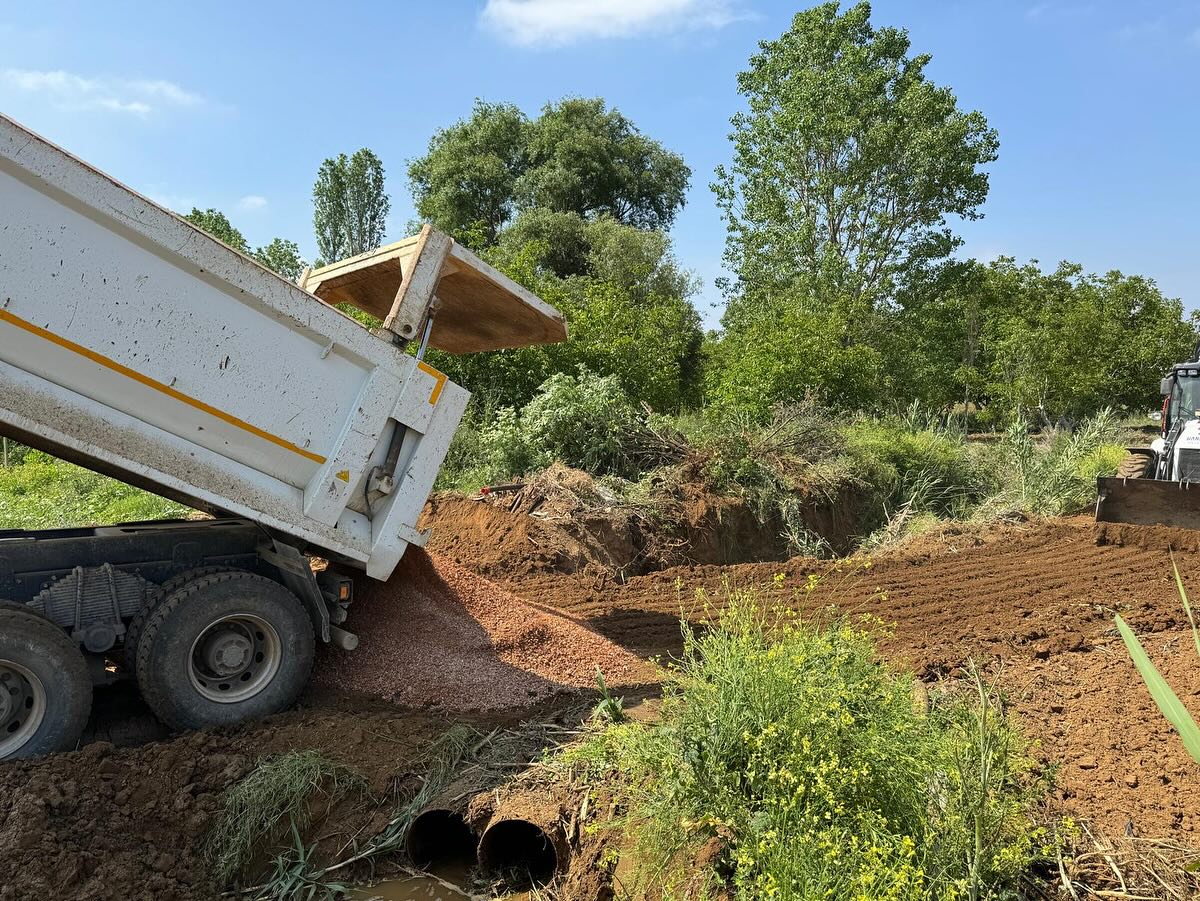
[{"left": 304, "top": 227, "right": 568, "bottom": 354}]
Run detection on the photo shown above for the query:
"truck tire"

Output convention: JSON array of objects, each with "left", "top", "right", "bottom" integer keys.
[
  {"left": 0, "top": 605, "right": 91, "bottom": 759},
  {"left": 135, "top": 571, "right": 314, "bottom": 731},
  {"left": 1117, "top": 451, "right": 1154, "bottom": 480},
  {"left": 124, "top": 565, "right": 237, "bottom": 674}
]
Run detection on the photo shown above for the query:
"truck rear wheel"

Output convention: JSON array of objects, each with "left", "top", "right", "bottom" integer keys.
[
  {"left": 124, "top": 565, "right": 237, "bottom": 674},
  {"left": 0, "top": 606, "right": 91, "bottom": 759},
  {"left": 135, "top": 571, "right": 314, "bottom": 731},
  {"left": 1118, "top": 451, "right": 1155, "bottom": 479}
]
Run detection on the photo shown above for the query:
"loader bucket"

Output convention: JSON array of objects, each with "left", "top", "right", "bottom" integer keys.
[{"left": 1095, "top": 477, "right": 1200, "bottom": 529}]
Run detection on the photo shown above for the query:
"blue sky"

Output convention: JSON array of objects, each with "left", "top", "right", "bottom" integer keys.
[{"left": 2, "top": 1, "right": 1198, "bottom": 327}]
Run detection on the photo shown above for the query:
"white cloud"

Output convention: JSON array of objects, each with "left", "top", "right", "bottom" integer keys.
[
  {"left": 480, "top": 0, "right": 750, "bottom": 46},
  {"left": 1025, "top": 3, "right": 1095, "bottom": 22},
  {"left": 236, "top": 194, "right": 268, "bottom": 212},
  {"left": 145, "top": 190, "right": 198, "bottom": 212},
  {"left": 1115, "top": 18, "right": 1166, "bottom": 42},
  {"left": 0, "top": 68, "right": 204, "bottom": 117}
]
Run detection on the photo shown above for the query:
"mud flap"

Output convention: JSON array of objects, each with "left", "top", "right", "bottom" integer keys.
[{"left": 1095, "top": 477, "right": 1200, "bottom": 529}]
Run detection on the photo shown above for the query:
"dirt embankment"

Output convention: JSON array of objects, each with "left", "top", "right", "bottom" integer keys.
[
  {"left": 0, "top": 704, "right": 455, "bottom": 901},
  {"left": 420, "top": 464, "right": 874, "bottom": 580}
]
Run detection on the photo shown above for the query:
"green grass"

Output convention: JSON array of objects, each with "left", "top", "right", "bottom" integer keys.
[
  {"left": 566, "top": 588, "right": 1051, "bottom": 900},
  {"left": 0, "top": 451, "right": 188, "bottom": 528},
  {"left": 206, "top": 750, "right": 366, "bottom": 888}
]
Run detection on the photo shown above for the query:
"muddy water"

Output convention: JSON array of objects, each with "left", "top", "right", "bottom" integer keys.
[
  {"left": 350, "top": 873, "right": 470, "bottom": 900},
  {"left": 351, "top": 873, "right": 528, "bottom": 901}
]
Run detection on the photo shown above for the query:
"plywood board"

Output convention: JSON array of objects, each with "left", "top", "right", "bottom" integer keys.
[{"left": 304, "top": 232, "right": 567, "bottom": 354}]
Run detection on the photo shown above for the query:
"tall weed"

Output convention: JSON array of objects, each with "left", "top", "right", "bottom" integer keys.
[
  {"left": 571, "top": 589, "right": 1048, "bottom": 900},
  {"left": 975, "top": 409, "right": 1120, "bottom": 518},
  {"left": 1115, "top": 555, "right": 1200, "bottom": 765}
]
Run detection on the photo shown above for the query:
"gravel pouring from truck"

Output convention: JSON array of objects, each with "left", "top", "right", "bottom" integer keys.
[{"left": 0, "top": 114, "right": 566, "bottom": 757}]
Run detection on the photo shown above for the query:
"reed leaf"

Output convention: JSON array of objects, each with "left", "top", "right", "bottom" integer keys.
[
  {"left": 1170, "top": 554, "right": 1200, "bottom": 659},
  {"left": 1114, "top": 613, "right": 1200, "bottom": 765}
]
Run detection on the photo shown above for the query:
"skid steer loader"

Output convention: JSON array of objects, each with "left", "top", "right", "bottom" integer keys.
[{"left": 1096, "top": 352, "right": 1200, "bottom": 528}]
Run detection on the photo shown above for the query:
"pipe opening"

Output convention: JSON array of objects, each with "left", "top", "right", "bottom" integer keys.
[
  {"left": 405, "top": 809, "right": 478, "bottom": 871},
  {"left": 478, "top": 818, "right": 558, "bottom": 887}
]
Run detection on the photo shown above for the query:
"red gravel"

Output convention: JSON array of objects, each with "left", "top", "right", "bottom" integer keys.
[{"left": 314, "top": 549, "right": 654, "bottom": 712}]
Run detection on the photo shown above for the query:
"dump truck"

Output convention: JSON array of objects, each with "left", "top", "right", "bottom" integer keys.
[
  {"left": 0, "top": 114, "right": 565, "bottom": 759},
  {"left": 1096, "top": 350, "right": 1200, "bottom": 528}
]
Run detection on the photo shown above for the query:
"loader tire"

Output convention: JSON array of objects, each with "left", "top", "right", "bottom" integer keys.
[
  {"left": 1117, "top": 451, "right": 1154, "bottom": 480},
  {"left": 124, "top": 565, "right": 237, "bottom": 674},
  {"left": 0, "top": 606, "right": 91, "bottom": 759},
  {"left": 136, "top": 571, "right": 313, "bottom": 731}
]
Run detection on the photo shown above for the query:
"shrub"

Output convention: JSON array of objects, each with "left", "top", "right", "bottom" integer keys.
[
  {"left": 435, "top": 367, "right": 639, "bottom": 490},
  {"left": 434, "top": 404, "right": 534, "bottom": 492},
  {"left": 844, "top": 418, "right": 980, "bottom": 518},
  {"left": 570, "top": 589, "right": 1048, "bottom": 900},
  {"left": 520, "top": 366, "right": 638, "bottom": 474}
]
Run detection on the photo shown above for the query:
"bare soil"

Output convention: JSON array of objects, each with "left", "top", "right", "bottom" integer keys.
[
  {"left": 508, "top": 516, "right": 1200, "bottom": 837},
  {"left": 2, "top": 511, "right": 1199, "bottom": 899}
]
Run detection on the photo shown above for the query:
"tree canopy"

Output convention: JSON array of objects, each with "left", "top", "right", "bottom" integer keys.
[
  {"left": 183, "top": 208, "right": 306, "bottom": 282},
  {"left": 714, "top": 1, "right": 998, "bottom": 326},
  {"left": 313, "top": 149, "right": 390, "bottom": 264},
  {"left": 408, "top": 97, "right": 690, "bottom": 249}
]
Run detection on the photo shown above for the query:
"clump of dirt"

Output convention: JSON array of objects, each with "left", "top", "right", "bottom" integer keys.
[
  {"left": 1095, "top": 521, "right": 1200, "bottom": 552},
  {"left": 421, "top": 467, "right": 643, "bottom": 579},
  {"left": 314, "top": 548, "right": 654, "bottom": 712},
  {"left": 0, "top": 704, "right": 450, "bottom": 901}
]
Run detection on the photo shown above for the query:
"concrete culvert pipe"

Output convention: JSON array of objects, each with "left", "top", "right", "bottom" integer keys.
[
  {"left": 477, "top": 793, "right": 568, "bottom": 888},
  {"left": 405, "top": 809, "right": 478, "bottom": 871}
]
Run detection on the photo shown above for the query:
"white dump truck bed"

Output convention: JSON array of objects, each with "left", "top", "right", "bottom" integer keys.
[{"left": 0, "top": 114, "right": 564, "bottom": 580}]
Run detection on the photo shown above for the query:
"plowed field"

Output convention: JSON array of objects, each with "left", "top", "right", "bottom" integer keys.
[{"left": 500, "top": 517, "right": 1200, "bottom": 838}]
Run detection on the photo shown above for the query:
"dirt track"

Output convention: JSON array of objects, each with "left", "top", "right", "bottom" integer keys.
[{"left": 500, "top": 516, "right": 1200, "bottom": 837}]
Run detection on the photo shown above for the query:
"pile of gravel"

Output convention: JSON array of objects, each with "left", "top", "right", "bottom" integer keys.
[{"left": 314, "top": 549, "right": 654, "bottom": 712}]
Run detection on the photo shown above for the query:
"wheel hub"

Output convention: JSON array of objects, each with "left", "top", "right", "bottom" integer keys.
[
  {"left": 0, "top": 660, "right": 46, "bottom": 759},
  {"left": 188, "top": 613, "right": 282, "bottom": 704},
  {"left": 203, "top": 632, "right": 253, "bottom": 675}
]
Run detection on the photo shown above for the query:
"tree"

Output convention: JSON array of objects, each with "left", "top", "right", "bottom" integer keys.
[
  {"left": 409, "top": 97, "right": 701, "bottom": 413},
  {"left": 981, "top": 260, "right": 1195, "bottom": 424},
  {"left": 252, "top": 238, "right": 306, "bottom": 282},
  {"left": 408, "top": 100, "right": 528, "bottom": 248},
  {"left": 313, "top": 149, "right": 390, "bottom": 264},
  {"left": 408, "top": 97, "right": 690, "bottom": 247},
  {"left": 519, "top": 98, "right": 690, "bottom": 230},
  {"left": 428, "top": 239, "right": 704, "bottom": 413},
  {"left": 184, "top": 208, "right": 249, "bottom": 253},
  {"left": 713, "top": 1, "right": 998, "bottom": 325},
  {"left": 184, "top": 209, "right": 306, "bottom": 282},
  {"left": 490, "top": 210, "right": 698, "bottom": 295},
  {"left": 705, "top": 308, "right": 886, "bottom": 417}
]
